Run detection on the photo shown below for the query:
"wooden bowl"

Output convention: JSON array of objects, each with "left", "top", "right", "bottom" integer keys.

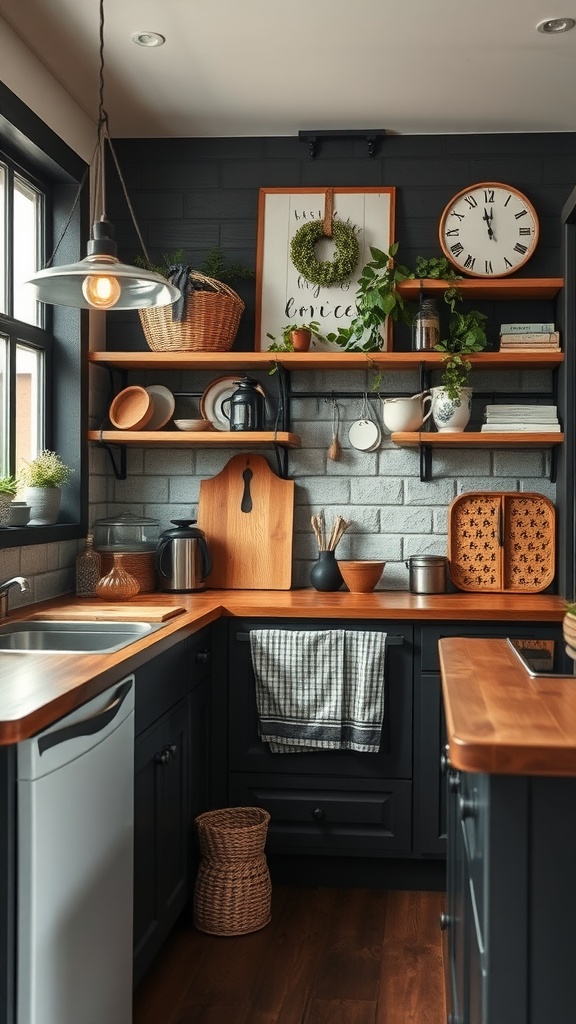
[
  {"left": 109, "top": 386, "right": 154, "bottom": 430},
  {"left": 338, "top": 560, "right": 385, "bottom": 593}
]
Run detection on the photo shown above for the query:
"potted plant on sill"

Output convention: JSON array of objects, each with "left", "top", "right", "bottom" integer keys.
[
  {"left": 430, "top": 287, "right": 488, "bottom": 432},
  {"left": 20, "top": 450, "right": 72, "bottom": 526},
  {"left": 266, "top": 320, "right": 325, "bottom": 353},
  {"left": 0, "top": 475, "right": 19, "bottom": 528}
]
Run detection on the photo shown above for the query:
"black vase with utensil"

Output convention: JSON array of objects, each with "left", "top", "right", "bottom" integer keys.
[{"left": 310, "top": 550, "right": 344, "bottom": 592}]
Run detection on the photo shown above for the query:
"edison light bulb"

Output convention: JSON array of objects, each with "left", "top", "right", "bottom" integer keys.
[{"left": 81, "top": 273, "right": 122, "bottom": 309}]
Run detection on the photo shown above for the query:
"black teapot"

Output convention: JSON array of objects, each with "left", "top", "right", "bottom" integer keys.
[{"left": 221, "top": 377, "right": 264, "bottom": 431}]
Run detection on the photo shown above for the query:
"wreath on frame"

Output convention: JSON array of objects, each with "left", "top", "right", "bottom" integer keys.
[{"left": 290, "top": 218, "right": 360, "bottom": 287}]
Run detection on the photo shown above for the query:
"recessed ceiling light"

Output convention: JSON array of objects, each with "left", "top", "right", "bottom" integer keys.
[
  {"left": 536, "top": 17, "right": 575, "bottom": 33},
  {"left": 131, "top": 31, "right": 166, "bottom": 47}
]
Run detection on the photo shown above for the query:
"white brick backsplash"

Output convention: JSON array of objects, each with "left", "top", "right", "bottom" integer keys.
[
  {"left": 351, "top": 477, "right": 403, "bottom": 504},
  {"left": 492, "top": 451, "right": 545, "bottom": 477},
  {"left": 456, "top": 477, "right": 519, "bottom": 493},
  {"left": 144, "top": 450, "right": 195, "bottom": 475},
  {"left": 20, "top": 543, "right": 49, "bottom": 576},
  {"left": 295, "top": 478, "right": 351, "bottom": 504},
  {"left": 405, "top": 479, "right": 455, "bottom": 505},
  {"left": 382, "top": 507, "right": 434, "bottom": 533}
]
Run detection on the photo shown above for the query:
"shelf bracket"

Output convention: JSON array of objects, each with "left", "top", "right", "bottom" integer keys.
[
  {"left": 95, "top": 431, "right": 127, "bottom": 481},
  {"left": 419, "top": 443, "right": 432, "bottom": 483}
]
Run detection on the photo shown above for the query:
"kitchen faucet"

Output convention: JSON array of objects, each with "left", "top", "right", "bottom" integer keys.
[{"left": 0, "top": 576, "right": 31, "bottom": 619}]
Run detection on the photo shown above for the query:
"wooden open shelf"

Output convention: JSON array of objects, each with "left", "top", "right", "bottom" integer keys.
[
  {"left": 88, "top": 429, "right": 301, "bottom": 448},
  {"left": 397, "top": 277, "right": 564, "bottom": 300},
  {"left": 391, "top": 431, "right": 564, "bottom": 449},
  {"left": 88, "top": 350, "right": 564, "bottom": 373}
]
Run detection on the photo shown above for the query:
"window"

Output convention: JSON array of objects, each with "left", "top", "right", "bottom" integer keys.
[
  {"left": 0, "top": 151, "right": 50, "bottom": 480},
  {"left": 0, "top": 81, "right": 89, "bottom": 546}
]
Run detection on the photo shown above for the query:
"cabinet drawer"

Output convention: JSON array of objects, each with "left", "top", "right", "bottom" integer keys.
[
  {"left": 228, "top": 619, "right": 413, "bottom": 779},
  {"left": 420, "top": 622, "right": 562, "bottom": 673},
  {"left": 135, "top": 641, "right": 189, "bottom": 736},
  {"left": 229, "top": 773, "right": 412, "bottom": 855}
]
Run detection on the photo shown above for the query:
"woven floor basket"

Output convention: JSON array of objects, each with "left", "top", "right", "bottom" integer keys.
[
  {"left": 193, "top": 807, "right": 271, "bottom": 936},
  {"left": 138, "top": 271, "right": 244, "bottom": 352}
]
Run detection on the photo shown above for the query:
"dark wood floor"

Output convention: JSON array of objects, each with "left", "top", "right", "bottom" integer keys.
[{"left": 133, "top": 888, "right": 446, "bottom": 1024}]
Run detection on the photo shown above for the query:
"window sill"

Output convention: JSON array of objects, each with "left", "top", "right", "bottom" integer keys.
[{"left": 0, "top": 523, "right": 85, "bottom": 549}]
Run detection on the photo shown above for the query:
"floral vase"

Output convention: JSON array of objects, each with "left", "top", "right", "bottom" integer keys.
[
  {"left": 310, "top": 550, "right": 344, "bottom": 592},
  {"left": 430, "top": 386, "right": 473, "bottom": 433},
  {"left": 95, "top": 553, "right": 140, "bottom": 601},
  {"left": 25, "top": 486, "right": 61, "bottom": 526}
]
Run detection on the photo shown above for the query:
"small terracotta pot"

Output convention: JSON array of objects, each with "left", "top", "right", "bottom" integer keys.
[{"left": 290, "top": 329, "right": 312, "bottom": 352}]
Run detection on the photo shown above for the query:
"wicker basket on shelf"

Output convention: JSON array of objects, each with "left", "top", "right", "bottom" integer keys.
[
  {"left": 138, "top": 271, "right": 244, "bottom": 353},
  {"left": 193, "top": 807, "right": 271, "bottom": 936}
]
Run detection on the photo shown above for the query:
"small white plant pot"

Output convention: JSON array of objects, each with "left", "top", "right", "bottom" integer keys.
[
  {"left": 25, "top": 486, "right": 61, "bottom": 526},
  {"left": 430, "top": 387, "right": 473, "bottom": 433}
]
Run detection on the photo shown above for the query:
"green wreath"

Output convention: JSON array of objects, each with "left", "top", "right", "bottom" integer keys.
[{"left": 290, "top": 219, "right": 360, "bottom": 287}]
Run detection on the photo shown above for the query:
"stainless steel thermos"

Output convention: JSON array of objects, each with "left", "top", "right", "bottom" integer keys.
[{"left": 156, "top": 520, "right": 212, "bottom": 592}]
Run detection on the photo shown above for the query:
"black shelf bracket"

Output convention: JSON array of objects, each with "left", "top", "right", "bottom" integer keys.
[
  {"left": 298, "top": 129, "right": 387, "bottom": 159},
  {"left": 96, "top": 433, "right": 127, "bottom": 481}
]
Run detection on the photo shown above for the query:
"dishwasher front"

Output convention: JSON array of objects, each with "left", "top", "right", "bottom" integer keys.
[{"left": 16, "top": 676, "right": 135, "bottom": 1024}]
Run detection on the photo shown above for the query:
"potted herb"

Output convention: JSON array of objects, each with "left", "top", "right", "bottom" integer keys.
[
  {"left": 20, "top": 450, "right": 73, "bottom": 526},
  {"left": 0, "top": 475, "right": 19, "bottom": 528},
  {"left": 326, "top": 242, "right": 414, "bottom": 353},
  {"left": 430, "top": 289, "right": 487, "bottom": 431},
  {"left": 266, "top": 320, "right": 325, "bottom": 353}
]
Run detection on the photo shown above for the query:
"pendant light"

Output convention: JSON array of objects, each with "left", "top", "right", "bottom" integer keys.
[{"left": 24, "top": 0, "right": 180, "bottom": 311}]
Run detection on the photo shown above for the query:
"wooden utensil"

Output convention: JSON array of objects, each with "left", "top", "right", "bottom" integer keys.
[{"left": 198, "top": 453, "right": 294, "bottom": 589}]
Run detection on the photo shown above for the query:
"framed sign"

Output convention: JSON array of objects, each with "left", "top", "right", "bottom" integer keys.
[{"left": 255, "top": 186, "right": 396, "bottom": 351}]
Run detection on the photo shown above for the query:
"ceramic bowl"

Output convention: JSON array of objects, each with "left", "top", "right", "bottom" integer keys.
[
  {"left": 174, "top": 419, "right": 213, "bottom": 431},
  {"left": 338, "top": 560, "right": 385, "bottom": 593},
  {"left": 109, "top": 386, "right": 154, "bottom": 430}
]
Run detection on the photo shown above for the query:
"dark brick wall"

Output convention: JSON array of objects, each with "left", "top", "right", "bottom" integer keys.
[{"left": 105, "top": 133, "right": 576, "bottom": 351}]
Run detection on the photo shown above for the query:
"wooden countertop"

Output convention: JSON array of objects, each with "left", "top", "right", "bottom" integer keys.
[
  {"left": 0, "top": 589, "right": 566, "bottom": 746},
  {"left": 440, "top": 636, "right": 576, "bottom": 777}
]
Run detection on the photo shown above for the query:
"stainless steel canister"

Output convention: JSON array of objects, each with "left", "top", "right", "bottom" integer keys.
[{"left": 406, "top": 555, "right": 448, "bottom": 594}]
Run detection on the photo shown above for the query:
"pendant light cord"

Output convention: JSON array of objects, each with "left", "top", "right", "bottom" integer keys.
[{"left": 47, "top": 0, "right": 152, "bottom": 269}]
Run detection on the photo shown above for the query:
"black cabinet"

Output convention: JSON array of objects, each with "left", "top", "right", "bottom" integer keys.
[
  {"left": 133, "top": 628, "right": 211, "bottom": 987},
  {"left": 223, "top": 619, "right": 413, "bottom": 857},
  {"left": 415, "top": 620, "right": 563, "bottom": 860}
]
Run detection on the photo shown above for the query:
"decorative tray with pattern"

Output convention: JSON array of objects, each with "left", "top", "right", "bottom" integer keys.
[{"left": 448, "top": 491, "right": 556, "bottom": 593}]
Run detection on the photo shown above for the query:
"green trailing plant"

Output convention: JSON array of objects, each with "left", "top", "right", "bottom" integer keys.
[
  {"left": 412, "top": 255, "right": 462, "bottom": 283},
  {"left": 266, "top": 320, "right": 325, "bottom": 351},
  {"left": 434, "top": 287, "right": 488, "bottom": 399},
  {"left": 134, "top": 245, "right": 254, "bottom": 284},
  {"left": 326, "top": 243, "right": 414, "bottom": 353},
  {"left": 20, "top": 450, "right": 72, "bottom": 488},
  {"left": 0, "top": 475, "right": 19, "bottom": 496}
]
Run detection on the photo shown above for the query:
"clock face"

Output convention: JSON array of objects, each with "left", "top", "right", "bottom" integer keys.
[{"left": 439, "top": 182, "right": 539, "bottom": 278}]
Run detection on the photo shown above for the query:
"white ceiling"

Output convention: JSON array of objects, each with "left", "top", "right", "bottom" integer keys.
[{"left": 3, "top": 0, "right": 576, "bottom": 138}]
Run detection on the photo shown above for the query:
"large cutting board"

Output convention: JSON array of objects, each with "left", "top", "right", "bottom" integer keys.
[
  {"left": 30, "top": 604, "right": 186, "bottom": 622},
  {"left": 198, "top": 453, "right": 294, "bottom": 589}
]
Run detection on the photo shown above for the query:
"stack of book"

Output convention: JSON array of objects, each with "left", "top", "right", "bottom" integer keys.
[
  {"left": 499, "top": 322, "right": 560, "bottom": 351},
  {"left": 481, "top": 404, "right": 561, "bottom": 433}
]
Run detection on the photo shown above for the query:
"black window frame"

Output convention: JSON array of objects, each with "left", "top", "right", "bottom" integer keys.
[{"left": 0, "top": 82, "right": 89, "bottom": 549}]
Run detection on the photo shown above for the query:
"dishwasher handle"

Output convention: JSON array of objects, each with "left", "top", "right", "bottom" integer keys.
[{"left": 38, "top": 679, "right": 133, "bottom": 756}]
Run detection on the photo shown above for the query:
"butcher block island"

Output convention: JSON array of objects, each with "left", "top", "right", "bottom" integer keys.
[{"left": 440, "top": 636, "right": 576, "bottom": 1024}]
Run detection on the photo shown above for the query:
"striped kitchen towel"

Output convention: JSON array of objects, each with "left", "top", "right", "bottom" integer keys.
[{"left": 249, "top": 629, "right": 387, "bottom": 753}]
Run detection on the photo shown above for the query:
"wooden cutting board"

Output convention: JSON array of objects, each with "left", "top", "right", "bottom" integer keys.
[
  {"left": 198, "top": 453, "right": 294, "bottom": 589},
  {"left": 31, "top": 604, "right": 186, "bottom": 622}
]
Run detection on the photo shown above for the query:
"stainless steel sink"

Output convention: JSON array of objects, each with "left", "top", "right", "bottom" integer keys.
[{"left": 0, "top": 620, "right": 164, "bottom": 654}]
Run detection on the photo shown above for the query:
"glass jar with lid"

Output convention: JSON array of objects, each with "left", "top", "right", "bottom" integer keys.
[
  {"left": 93, "top": 510, "right": 160, "bottom": 552},
  {"left": 412, "top": 297, "right": 440, "bottom": 351}
]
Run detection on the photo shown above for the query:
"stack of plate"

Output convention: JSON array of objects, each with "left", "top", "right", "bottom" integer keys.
[{"left": 108, "top": 385, "right": 175, "bottom": 430}]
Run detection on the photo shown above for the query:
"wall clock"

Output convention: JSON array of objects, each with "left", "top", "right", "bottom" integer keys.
[{"left": 439, "top": 182, "right": 539, "bottom": 278}]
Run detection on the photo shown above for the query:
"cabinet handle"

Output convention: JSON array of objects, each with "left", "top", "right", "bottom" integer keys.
[
  {"left": 448, "top": 771, "right": 461, "bottom": 793},
  {"left": 196, "top": 649, "right": 211, "bottom": 665},
  {"left": 439, "top": 912, "right": 451, "bottom": 931},
  {"left": 155, "top": 749, "right": 171, "bottom": 766},
  {"left": 312, "top": 807, "right": 325, "bottom": 821},
  {"left": 440, "top": 745, "right": 451, "bottom": 774},
  {"left": 459, "top": 795, "right": 476, "bottom": 820}
]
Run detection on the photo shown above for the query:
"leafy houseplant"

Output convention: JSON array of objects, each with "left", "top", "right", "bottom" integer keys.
[
  {"left": 266, "top": 320, "right": 325, "bottom": 353},
  {"left": 434, "top": 291, "right": 488, "bottom": 399},
  {"left": 20, "top": 450, "right": 72, "bottom": 526},
  {"left": 326, "top": 242, "right": 414, "bottom": 353},
  {"left": 0, "top": 475, "right": 19, "bottom": 528}
]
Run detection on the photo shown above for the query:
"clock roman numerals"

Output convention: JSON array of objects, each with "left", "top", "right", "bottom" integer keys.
[{"left": 439, "top": 183, "right": 538, "bottom": 277}]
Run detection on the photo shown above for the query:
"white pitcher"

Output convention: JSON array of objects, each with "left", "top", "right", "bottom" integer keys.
[{"left": 382, "top": 391, "right": 432, "bottom": 432}]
